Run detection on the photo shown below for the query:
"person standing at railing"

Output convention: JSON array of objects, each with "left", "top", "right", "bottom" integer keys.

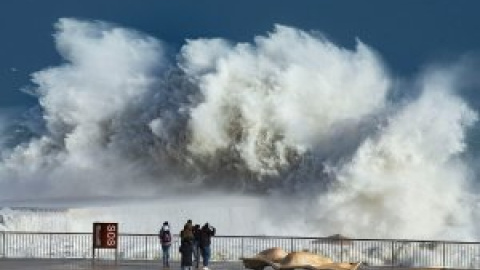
[
  {"left": 179, "top": 223, "right": 195, "bottom": 270},
  {"left": 159, "top": 221, "right": 172, "bottom": 268},
  {"left": 199, "top": 222, "right": 216, "bottom": 270},
  {"left": 193, "top": 224, "right": 201, "bottom": 268}
]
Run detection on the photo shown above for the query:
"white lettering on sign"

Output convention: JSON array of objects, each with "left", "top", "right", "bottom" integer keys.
[
  {"left": 106, "top": 224, "right": 117, "bottom": 247},
  {"left": 93, "top": 222, "right": 118, "bottom": 249}
]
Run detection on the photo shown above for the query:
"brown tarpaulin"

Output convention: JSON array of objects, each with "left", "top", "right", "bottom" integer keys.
[{"left": 240, "top": 248, "right": 361, "bottom": 270}]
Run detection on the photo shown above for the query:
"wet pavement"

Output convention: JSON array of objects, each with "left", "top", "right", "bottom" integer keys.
[
  {"left": 0, "top": 259, "right": 244, "bottom": 270},
  {"left": 0, "top": 260, "right": 459, "bottom": 270}
]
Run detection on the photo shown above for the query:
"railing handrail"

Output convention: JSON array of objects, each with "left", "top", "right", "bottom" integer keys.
[
  {"left": 2, "top": 230, "right": 480, "bottom": 268},
  {"left": 1, "top": 231, "right": 479, "bottom": 245}
]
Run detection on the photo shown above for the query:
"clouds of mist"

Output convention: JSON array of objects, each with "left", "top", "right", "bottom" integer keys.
[{"left": 0, "top": 18, "right": 479, "bottom": 239}]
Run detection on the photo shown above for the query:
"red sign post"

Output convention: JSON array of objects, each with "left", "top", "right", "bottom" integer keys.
[{"left": 92, "top": 222, "right": 118, "bottom": 262}]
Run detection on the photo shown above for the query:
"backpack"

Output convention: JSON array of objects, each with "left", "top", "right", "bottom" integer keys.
[{"left": 160, "top": 229, "right": 172, "bottom": 243}]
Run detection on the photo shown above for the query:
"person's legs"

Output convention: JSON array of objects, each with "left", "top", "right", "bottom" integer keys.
[
  {"left": 166, "top": 246, "right": 170, "bottom": 267},
  {"left": 193, "top": 241, "right": 199, "bottom": 268},
  {"left": 162, "top": 245, "right": 170, "bottom": 267},
  {"left": 203, "top": 246, "right": 211, "bottom": 267},
  {"left": 161, "top": 246, "right": 167, "bottom": 267},
  {"left": 200, "top": 247, "right": 206, "bottom": 267}
]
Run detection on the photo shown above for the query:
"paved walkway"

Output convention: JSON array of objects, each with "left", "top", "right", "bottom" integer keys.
[
  {"left": 0, "top": 259, "right": 244, "bottom": 270},
  {"left": 0, "top": 259, "right": 453, "bottom": 270}
]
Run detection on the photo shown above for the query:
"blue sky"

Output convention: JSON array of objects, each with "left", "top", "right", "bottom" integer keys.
[{"left": 1, "top": 0, "right": 480, "bottom": 107}]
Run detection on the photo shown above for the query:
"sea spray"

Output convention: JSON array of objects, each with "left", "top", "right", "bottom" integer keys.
[{"left": 0, "top": 18, "right": 478, "bottom": 240}]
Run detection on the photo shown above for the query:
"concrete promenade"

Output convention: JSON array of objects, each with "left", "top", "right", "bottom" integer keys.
[
  {"left": 0, "top": 259, "right": 244, "bottom": 270},
  {"left": 0, "top": 260, "right": 459, "bottom": 270}
]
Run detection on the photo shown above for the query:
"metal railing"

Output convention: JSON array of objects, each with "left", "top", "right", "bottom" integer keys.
[{"left": 2, "top": 231, "right": 480, "bottom": 268}]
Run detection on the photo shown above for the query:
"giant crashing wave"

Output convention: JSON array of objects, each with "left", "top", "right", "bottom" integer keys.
[{"left": 1, "top": 18, "right": 480, "bottom": 239}]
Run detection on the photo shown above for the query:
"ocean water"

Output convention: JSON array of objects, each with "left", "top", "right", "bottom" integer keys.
[{"left": 1, "top": 18, "right": 480, "bottom": 241}]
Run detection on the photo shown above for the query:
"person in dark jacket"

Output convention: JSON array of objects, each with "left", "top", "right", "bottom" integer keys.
[
  {"left": 199, "top": 223, "right": 216, "bottom": 270},
  {"left": 193, "top": 224, "right": 201, "bottom": 268},
  {"left": 179, "top": 236, "right": 194, "bottom": 270}
]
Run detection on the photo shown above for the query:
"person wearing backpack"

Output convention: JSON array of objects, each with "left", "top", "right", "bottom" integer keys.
[
  {"left": 159, "top": 221, "right": 172, "bottom": 268},
  {"left": 199, "top": 223, "right": 216, "bottom": 270}
]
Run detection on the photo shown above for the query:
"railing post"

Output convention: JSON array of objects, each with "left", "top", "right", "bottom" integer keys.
[
  {"left": 4, "top": 232, "right": 7, "bottom": 258},
  {"left": 290, "top": 237, "right": 294, "bottom": 252},
  {"left": 49, "top": 233, "right": 52, "bottom": 258},
  {"left": 1, "top": 231, "right": 4, "bottom": 258},
  {"left": 391, "top": 240, "right": 395, "bottom": 267},
  {"left": 241, "top": 237, "right": 244, "bottom": 259},
  {"left": 442, "top": 241, "right": 446, "bottom": 268},
  {"left": 145, "top": 235, "right": 148, "bottom": 260},
  {"left": 340, "top": 238, "right": 343, "bottom": 262}
]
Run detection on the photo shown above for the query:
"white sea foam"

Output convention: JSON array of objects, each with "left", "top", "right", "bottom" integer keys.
[{"left": 0, "top": 18, "right": 479, "bottom": 241}]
